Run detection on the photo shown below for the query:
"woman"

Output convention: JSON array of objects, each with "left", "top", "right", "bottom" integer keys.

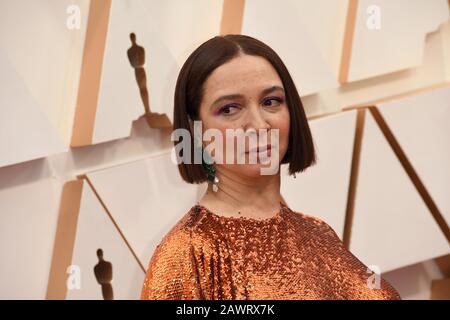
[{"left": 140, "top": 35, "right": 401, "bottom": 300}]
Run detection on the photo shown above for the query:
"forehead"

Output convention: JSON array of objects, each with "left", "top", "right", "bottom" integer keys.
[{"left": 202, "top": 54, "right": 282, "bottom": 99}]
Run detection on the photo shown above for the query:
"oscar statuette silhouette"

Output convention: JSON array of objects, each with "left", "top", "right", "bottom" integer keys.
[
  {"left": 127, "top": 32, "right": 171, "bottom": 129},
  {"left": 93, "top": 249, "right": 114, "bottom": 300}
]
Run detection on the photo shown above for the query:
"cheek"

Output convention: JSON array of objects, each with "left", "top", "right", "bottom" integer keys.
[
  {"left": 200, "top": 110, "right": 290, "bottom": 158},
  {"left": 271, "top": 111, "right": 290, "bottom": 148},
  {"left": 201, "top": 123, "right": 232, "bottom": 158}
]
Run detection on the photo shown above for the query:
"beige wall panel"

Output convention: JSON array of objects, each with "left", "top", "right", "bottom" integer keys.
[
  {"left": 0, "top": 50, "right": 67, "bottom": 167},
  {"left": 350, "top": 111, "right": 449, "bottom": 273},
  {"left": 281, "top": 111, "right": 357, "bottom": 239},
  {"left": 241, "top": 0, "right": 339, "bottom": 96},
  {"left": 66, "top": 180, "right": 144, "bottom": 300},
  {"left": 85, "top": 152, "right": 203, "bottom": 269},
  {"left": 284, "top": 0, "right": 349, "bottom": 78},
  {"left": 0, "top": 0, "right": 88, "bottom": 146},
  {"left": 0, "top": 159, "right": 63, "bottom": 299},
  {"left": 50, "top": 117, "right": 173, "bottom": 182},
  {"left": 303, "top": 21, "right": 450, "bottom": 116},
  {"left": 377, "top": 86, "right": 450, "bottom": 228},
  {"left": 383, "top": 258, "right": 445, "bottom": 300},
  {"left": 90, "top": 0, "right": 223, "bottom": 145},
  {"left": 347, "top": 0, "right": 449, "bottom": 82}
]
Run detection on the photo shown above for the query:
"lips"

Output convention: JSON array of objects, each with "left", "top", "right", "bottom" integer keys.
[{"left": 245, "top": 144, "right": 272, "bottom": 154}]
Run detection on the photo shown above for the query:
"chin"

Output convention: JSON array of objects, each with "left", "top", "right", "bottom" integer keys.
[{"left": 231, "top": 162, "right": 280, "bottom": 178}]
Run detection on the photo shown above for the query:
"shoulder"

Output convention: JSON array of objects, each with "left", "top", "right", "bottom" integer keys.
[
  {"left": 288, "top": 209, "right": 401, "bottom": 300},
  {"left": 141, "top": 206, "right": 214, "bottom": 300},
  {"left": 146, "top": 205, "right": 206, "bottom": 262},
  {"left": 288, "top": 208, "right": 341, "bottom": 240},
  {"left": 155, "top": 204, "right": 206, "bottom": 245},
  {"left": 140, "top": 205, "right": 206, "bottom": 300}
]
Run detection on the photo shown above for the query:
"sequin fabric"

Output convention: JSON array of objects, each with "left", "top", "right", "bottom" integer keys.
[{"left": 141, "top": 202, "right": 401, "bottom": 300}]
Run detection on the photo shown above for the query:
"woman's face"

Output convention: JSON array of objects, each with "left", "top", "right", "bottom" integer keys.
[{"left": 198, "top": 54, "right": 290, "bottom": 178}]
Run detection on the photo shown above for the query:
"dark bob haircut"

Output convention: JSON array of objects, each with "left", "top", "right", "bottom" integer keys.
[{"left": 173, "top": 34, "right": 316, "bottom": 184}]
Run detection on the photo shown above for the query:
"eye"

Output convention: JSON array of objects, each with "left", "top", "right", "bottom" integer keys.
[
  {"left": 218, "top": 104, "right": 240, "bottom": 115},
  {"left": 262, "top": 96, "right": 284, "bottom": 107}
]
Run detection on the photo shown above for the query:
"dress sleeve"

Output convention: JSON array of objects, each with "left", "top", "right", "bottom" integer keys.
[
  {"left": 312, "top": 217, "right": 402, "bottom": 300},
  {"left": 140, "top": 228, "right": 203, "bottom": 300}
]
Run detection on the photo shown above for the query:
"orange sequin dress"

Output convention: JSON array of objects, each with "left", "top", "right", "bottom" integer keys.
[{"left": 141, "top": 202, "right": 401, "bottom": 300}]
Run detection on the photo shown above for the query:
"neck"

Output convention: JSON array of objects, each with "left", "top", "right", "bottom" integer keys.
[{"left": 199, "top": 165, "right": 285, "bottom": 218}]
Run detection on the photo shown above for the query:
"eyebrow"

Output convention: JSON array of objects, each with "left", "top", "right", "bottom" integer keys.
[{"left": 210, "top": 85, "right": 285, "bottom": 108}]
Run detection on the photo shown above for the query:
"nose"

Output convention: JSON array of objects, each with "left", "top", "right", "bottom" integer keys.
[{"left": 242, "top": 103, "right": 271, "bottom": 133}]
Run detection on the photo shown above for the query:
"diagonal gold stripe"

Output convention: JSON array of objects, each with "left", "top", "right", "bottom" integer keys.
[
  {"left": 80, "top": 175, "right": 146, "bottom": 273},
  {"left": 343, "top": 108, "right": 366, "bottom": 248},
  {"left": 435, "top": 253, "right": 450, "bottom": 278},
  {"left": 220, "top": 0, "right": 245, "bottom": 35},
  {"left": 46, "top": 179, "right": 84, "bottom": 300},
  {"left": 339, "top": 0, "right": 358, "bottom": 84},
  {"left": 369, "top": 106, "right": 450, "bottom": 244},
  {"left": 71, "top": 0, "right": 112, "bottom": 147}
]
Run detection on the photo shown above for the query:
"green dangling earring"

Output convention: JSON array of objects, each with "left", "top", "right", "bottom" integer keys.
[{"left": 201, "top": 148, "right": 219, "bottom": 192}]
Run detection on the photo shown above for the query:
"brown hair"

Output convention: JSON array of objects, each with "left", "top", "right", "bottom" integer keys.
[{"left": 173, "top": 34, "right": 316, "bottom": 184}]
